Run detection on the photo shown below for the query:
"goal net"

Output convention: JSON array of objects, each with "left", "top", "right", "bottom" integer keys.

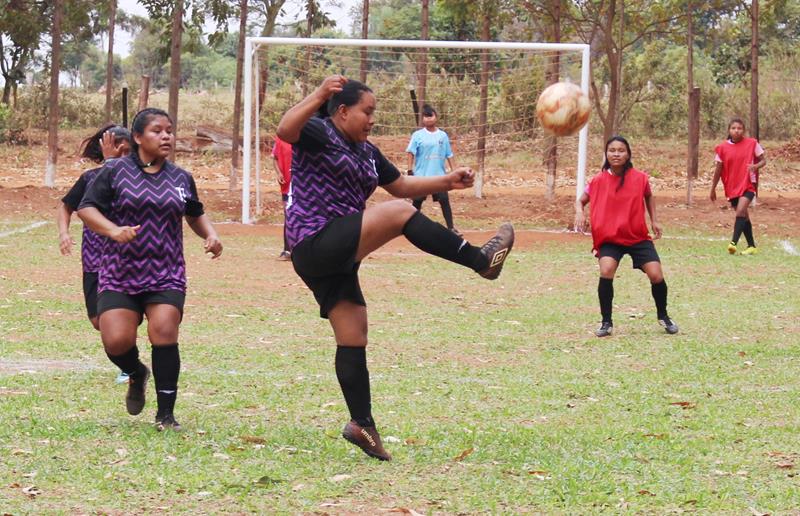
[{"left": 241, "top": 37, "right": 590, "bottom": 223}]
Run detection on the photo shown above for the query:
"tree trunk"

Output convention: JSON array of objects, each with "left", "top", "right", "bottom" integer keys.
[
  {"left": 360, "top": 0, "right": 368, "bottom": 82},
  {"left": 138, "top": 75, "right": 150, "bottom": 111},
  {"left": 750, "top": 0, "right": 759, "bottom": 140},
  {"left": 544, "top": 0, "right": 561, "bottom": 202},
  {"left": 2, "top": 81, "right": 10, "bottom": 104},
  {"left": 417, "top": 0, "right": 429, "bottom": 124},
  {"left": 475, "top": 11, "right": 490, "bottom": 199},
  {"left": 45, "top": 0, "right": 64, "bottom": 187},
  {"left": 167, "top": 0, "right": 183, "bottom": 161},
  {"left": 602, "top": 0, "right": 619, "bottom": 142},
  {"left": 230, "top": 0, "right": 248, "bottom": 191},
  {"left": 104, "top": 0, "right": 117, "bottom": 123},
  {"left": 686, "top": 0, "right": 697, "bottom": 206}
]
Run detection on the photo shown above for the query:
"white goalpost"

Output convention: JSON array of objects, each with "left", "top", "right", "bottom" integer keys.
[{"left": 241, "top": 37, "right": 591, "bottom": 224}]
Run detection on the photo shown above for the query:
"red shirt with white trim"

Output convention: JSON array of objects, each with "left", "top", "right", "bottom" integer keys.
[
  {"left": 586, "top": 167, "right": 652, "bottom": 253},
  {"left": 272, "top": 136, "right": 292, "bottom": 195},
  {"left": 714, "top": 138, "right": 763, "bottom": 199}
]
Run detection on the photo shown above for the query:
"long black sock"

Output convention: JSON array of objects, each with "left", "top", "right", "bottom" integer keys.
[
  {"left": 439, "top": 196, "right": 455, "bottom": 229},
  {"left": 651, "top": 280, "right": 668, "bottom": 319},
  {"left": 412, "top": 197, "right": 424, "bottom": 210},
  {"left": 282, "top": 217, "right": 289, "bottom": 252},
  {"left": 402, "top": 211, "right": 488, "bottom": 271},
  {"left": 598, "top": 277, "right": 614, "bottom": 323},
  {"left": 335, "top": 346, "right": 374, "bottom": 428},
  {"left": 106, "top": 345, "right": 144, "bottom": 376},
  {"left": 732, "top": 216, "right": 747, "bottom": 245},
  {"left": 743, "top": 219, "right": 756, "bottom": 247},
  {"left": 152, "top": 344, "right": 180, "bottom": 418}
]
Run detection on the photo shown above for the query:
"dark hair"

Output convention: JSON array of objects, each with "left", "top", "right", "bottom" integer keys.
[
  {"left": 130, "top": 107, "right": 173, "bottom": 153},
  {"left": 421, "top": 103, "right": 436, "bottom": 117},
  {"left": 322, "top": 80, "right": 373, "bottom": 118},
  {"left": 727, "top": 117, "right": 745, "bottom": 141},
  {"left": 602, "top": 135, "right": 634, "bottom": 191},
  {"left": 79, "top": 124, "right": 131, "bottom": 163}
]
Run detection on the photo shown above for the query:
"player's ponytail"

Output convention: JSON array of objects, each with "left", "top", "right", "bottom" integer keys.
[
  {"left": 79, "top": 124, "right": 131, "bottom": 164},
  {"left": 601, "top": 135, "right": 633, "bottom": 191}
]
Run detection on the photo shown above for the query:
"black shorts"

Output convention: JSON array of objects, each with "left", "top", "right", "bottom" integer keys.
[
  {"left": 597, "top": 240, "right": 660, "bottom": 269},
  {"left": 83, "top": 271, "right": 99, "bottom": 319},
  {"left": 414, "top": 192, "right": 449, "bottom": 203},
  {"left": 97, "top": 289, "right": 185, "bottom": 324},
  {"left": 291, "top": 212, "right": 364, "bottom": 319},
  {"left": 730, "top": 190, "right": 755, "bottom": 208},
  {"left": 281, "top": 193, "right": 289, "bottom": 202}
]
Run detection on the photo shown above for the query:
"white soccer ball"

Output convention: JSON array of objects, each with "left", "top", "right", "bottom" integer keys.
[{"left": 535, "top": 82, "right": 591, "bottom": 137}]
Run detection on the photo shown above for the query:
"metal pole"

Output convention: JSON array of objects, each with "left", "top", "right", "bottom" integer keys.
[
  {"left": 254, "top": 49, "right": 261, "bottom": 218},
  {"left": 576, "top": 45, "right": 591, "bottom": 199},
  {"left": 242, "top": 39, "right": 253, "bottom": 223}
]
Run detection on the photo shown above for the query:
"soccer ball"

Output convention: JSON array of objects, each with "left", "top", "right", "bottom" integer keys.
[{"left": 535, "top": 82, "right": 591, "bottom": 137}]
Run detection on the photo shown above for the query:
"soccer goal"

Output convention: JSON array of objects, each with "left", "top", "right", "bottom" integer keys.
[{"left": 241, "top": 37, "right": 590, "bottom": 224}]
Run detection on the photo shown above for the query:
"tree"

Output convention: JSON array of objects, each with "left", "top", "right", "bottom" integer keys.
[
  {"left": 105, "top": 0, "right": 117, "bottom": 123},
  {"left": 230, "top": 0, "right": 247, "bottom": 191},
  {"left": 0, "top": 1, "right": 48, "bottom": 104},
  {"left": 45, "top": 0, "right": 64, "bottom": 187}
]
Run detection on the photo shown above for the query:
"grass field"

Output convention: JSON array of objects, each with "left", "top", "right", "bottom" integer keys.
[{"left": 1, "top": 215, "right": 799, "bottom": 514}]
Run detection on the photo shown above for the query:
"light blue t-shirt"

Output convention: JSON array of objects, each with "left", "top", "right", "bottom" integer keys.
[{"left": 406, "top": 128, "right": 453, "bottom": 177}]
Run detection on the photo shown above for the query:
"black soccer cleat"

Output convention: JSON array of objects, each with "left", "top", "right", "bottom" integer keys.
[
  {"left": 125, "top": 365, "right": 150, "bottom": 416},
  {"left": 595, "top": 321, "right": 613, "bottom": 337},
  {"left": 342, "top": 420, "right": 392, "bottom": 461},
  {"left": 477, "top": 223, "right": 515, "bottom": 280},
  {"left": 658, "top": 316, "right": 679, "bottom": 335},
  {"left": 155, "top": 414, "right": 182, "bottom": 432}
]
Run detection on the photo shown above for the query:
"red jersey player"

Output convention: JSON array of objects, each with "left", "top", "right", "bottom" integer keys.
[
  {"left": 272, "top": 135, "right": 293, "bottom": 260},
  {"left": 575, "top": 136, "right": 679, "bottom": 337},
  {"left": 709, "top": 118, "right": 766, "bottom": 255}
]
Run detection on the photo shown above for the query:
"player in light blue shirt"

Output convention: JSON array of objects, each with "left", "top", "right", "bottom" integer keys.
[{"left": 406, "top": 104, "right": 461, "bottom": 236}]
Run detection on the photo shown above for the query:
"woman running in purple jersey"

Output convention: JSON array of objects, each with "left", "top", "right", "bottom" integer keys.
[
  {"left": 278, "top": 75, "right": 514, "bottom": 461},
  {"left": 78, "top": 108, "right": 223, "bottom": 431}
]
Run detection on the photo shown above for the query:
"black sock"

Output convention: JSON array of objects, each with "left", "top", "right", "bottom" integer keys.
[
  {"left": 732, "top": 216, "right": 747, "bottom": 245},
  {"left": 402, "top": 211, "right": 488, "bottom": 271},
  {"left": 598, "top": 277, "right": 614, "bottom": 323},
  {"left": 106, "top": 346, "right": 144, "bottom": 376},
  {"left": 335, "top": 346, "right": 374, "bottom": 428},
  {"left": 283, "top": 218, "right": 289, "bottom": 252},
  {"left": 152, "top": 344, "right": 180, "bottom": 418},
  {"left": 412, "top": 197, "right": 424, "bottom": 210},
  {"left": 439, "top": 196, "right": 455, "bottom": 229},
  {"left": 743, "top": 219, "right": 756, "bottom": 247},
  {"left": 651, "top": 280, "right": 668, "bottom": 319}
]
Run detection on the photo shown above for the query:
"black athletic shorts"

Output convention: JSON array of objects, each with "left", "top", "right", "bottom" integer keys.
[
  {"left": 97, "top": 289, "right": 185, "bottom": 324},
  {"left": 82, "top": 271, "right": 99, "bottom": 319},
  {"left": 597, "top": 240, "right": 660, "bottom": 270},
  {"left": 730, "top": 190, "right": 755, "bottom": 208},
  {"left": 291, "top": 211, "right": 364, "bottom": 319}
]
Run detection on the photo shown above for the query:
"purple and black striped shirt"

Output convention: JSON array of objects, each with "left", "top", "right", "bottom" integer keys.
[{"left": 63, "top": 167, "right": 105, "bottom": 273}]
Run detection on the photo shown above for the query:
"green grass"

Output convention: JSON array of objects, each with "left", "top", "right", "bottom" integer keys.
[{"left": 1, "top": 216, "right": 799, "bottom": 513}]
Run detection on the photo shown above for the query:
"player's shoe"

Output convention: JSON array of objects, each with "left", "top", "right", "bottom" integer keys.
[
  {"left": 741, "top": 246, "right": 759, "bottom": 256},
  {"left": 277, "top": 250, "right": 291, "bottom": 261},
  {"left": 477, "top": 223, "right": 515, "bottom": 280},
  {"left": 658, "top": 316, "right": 679, "bottom": 335},
  {"left": 125, "top": 365, "right": 150, "bottom": 416},
  {"left": 727, "top": 242, "right": 737, "bottom": 254},
  {"left": 595, "top": 321, "right": 613, "bottom": 337},
  {"left": 155, "top": 414, "right": 182, "bottom": 432},
  {"left": 342, "top": 420, "right": 392, "bottom": 461}
]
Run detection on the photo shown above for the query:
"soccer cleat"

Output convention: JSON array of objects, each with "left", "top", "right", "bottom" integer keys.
[
  {"left": 277, "top": 250, "right": 291, "bottom": 261},
  {"left": 477, "top": 223, "right": 515, "bottom": 280},
  {"left": 125, "top": 365, "right": 150, "bottom": 416},
  {"left": 727, "top": 242, "right": 737, "bottom": 254},
  {"left": 341, "top": 420, "right": 392, "bottom": 461},
  {"left": 658, "top": 316, "right": 679, "bottom": 335},
  {"left": 155, "top": 414, "right": 182, "bottom": 432},
  {"left": 741, "top": 246, "right": 759, "bottom": 256},
  {"left": 595, "top": 321, "right": 613, "bottom": 337}
]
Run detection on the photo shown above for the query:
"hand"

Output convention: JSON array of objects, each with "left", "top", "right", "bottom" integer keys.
[
  {"left": 110, "top": 225, "right": 140, "bottom": 243},
  {"left": 651, "top": 221, "right": 663, "bottom": 240},
  {"left": 276, "top": 171, "right": 286, "bottom": 186},
  {"left": 406, "top": 169, "right": 414, "bottom": 176},
  {"left": 315, "top": 75, "right": 347, "bottom": 103},
  {"left": 59, "top": 233, "right": 75, "bottom": 255},
  {"left": 709, "top": 189, "right": 717, "bottom": 202},
  {"left": 747, "top": 163, "right": 758, "bottom": 172},
  {"left": 574, "top": 212, "right": 586, "bottom": 233},
  {"left": 100, "top": 130, "right": 126, "bottom": 160},
  {"left": 447, "top": 167, "right": 474, "bottom": 190},
  {"left": 204, "top": 235, "right": 223, "bottom": 259}
]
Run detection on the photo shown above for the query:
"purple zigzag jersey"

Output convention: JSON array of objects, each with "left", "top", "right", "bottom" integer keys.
[
  {"left": 285, "top": 117, "right": 399, "bottom": 248},
  {"left": 63, "top": 167, "right": 106, "bottom": 273},
  {"left": 79, "top": 155, "right": 204, "bottom": 294}
]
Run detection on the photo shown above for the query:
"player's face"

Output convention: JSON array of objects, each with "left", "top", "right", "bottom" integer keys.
[
  {"left": 606, "top": 141, "right": 629, "bottom": 169},
  {"left": 135, "top": 115, "right": 174, "bottom": 160},
  {"left": 422, "top": 113, "right": 437, "bottom": 128},
  {"left": 339, "top": 91, "right": 376, "bottom": 143},
  {"left": 728, "top": 122, "right": 745, "bottom": 142}
]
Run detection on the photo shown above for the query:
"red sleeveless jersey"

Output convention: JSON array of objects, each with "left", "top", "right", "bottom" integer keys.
[
  {"left": 714, "top": 137, "right": 758, "bottom": 200},
  {"left": 587, "top": 167, "right": 652, "bottom": 252}
]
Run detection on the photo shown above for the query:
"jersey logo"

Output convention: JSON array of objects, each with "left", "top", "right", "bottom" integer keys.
[
  {"left": 175, "top": 186, "right": 188, "bottom": 203},
  {"left": 369, "top": 158, "right": 378, "bottom": 178}
]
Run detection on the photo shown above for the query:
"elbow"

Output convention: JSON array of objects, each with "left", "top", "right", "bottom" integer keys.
[{"left": 276, "top": 120, "right": 299, "bottom": 144}]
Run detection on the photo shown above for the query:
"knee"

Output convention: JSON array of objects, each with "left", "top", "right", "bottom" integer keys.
[
  {"left": 387, "top": 200, "right": 417, "bottom": 226},
  {"left": 649, "top": 273, "right": 664, "bottom": 284},
  {"left": 149, "top": 326, "right": 179, "bottom": 345},
  {"left": 101, "top": 331, "right": 135, "bottom": 355}
]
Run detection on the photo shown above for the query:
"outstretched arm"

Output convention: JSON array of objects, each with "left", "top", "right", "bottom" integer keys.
[
  {"left": 383, "top": 167, "right": 474, "bottom": 198},
  {"left": 277, "top": 75, "right": 346, "bottom": 143}
]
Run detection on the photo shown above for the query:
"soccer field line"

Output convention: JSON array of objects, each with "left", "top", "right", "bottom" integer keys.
[{"left": 0, "top": 221, "right": 48, "bottom": 239}]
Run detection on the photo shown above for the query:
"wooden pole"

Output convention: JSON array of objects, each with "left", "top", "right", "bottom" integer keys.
[
  {"left": 137, "top": 75, "right": 150, "bottom": 111},
  {"left": 104, "top": 0, "right": 117, "bottom": 123},
  {"left": 417, "top": 0, "right": 429, "bottom": 124},
  {"left": 475, "top": 12, "right": 490, "bottom": 199},
  {"left": 44, "top": 0, "right": 64, "bottom": 187},
  {"left": 230, "top": 0, "right": 248, "bottom": 191},
  {"left": 750, "top": 0, "right": 759, "bottom": 140},
  {"left": 688, "top": 87, "right": 700, "bottom": 205},
  {"left": 121, "top": 87, "right": 128, "bottom": 127},
  {"left": 359, "top": 0, "right": 368, "bottom": 82},
  {"left": 167, "top": 0, "right": 183, "bottom": 161}
]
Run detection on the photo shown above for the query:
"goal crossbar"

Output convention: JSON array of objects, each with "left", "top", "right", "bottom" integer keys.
[{"left": 242, "top": 37, "right": 591, "bottom": 223}]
